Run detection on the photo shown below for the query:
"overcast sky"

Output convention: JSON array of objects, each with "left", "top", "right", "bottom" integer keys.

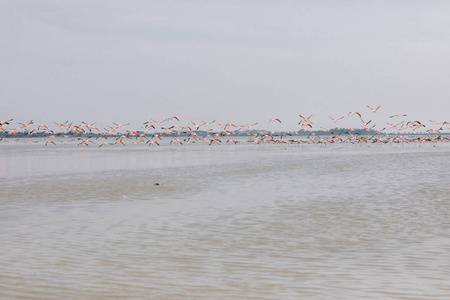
[{"left": 1, "top": 0, "right": 450, "bottom": 130}]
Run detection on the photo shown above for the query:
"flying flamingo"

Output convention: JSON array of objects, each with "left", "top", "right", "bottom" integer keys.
[
  {"left": 348, "top": 111, "right": 361, "bottom": 117},
  {"left": 367, "top": 105, "right": 381, "bottom": 113},
  {"left": 269, "top": 118, "right": 282, "bottom": 124},
  {"left": 0, "top": 119, "right": 13, "bottom": 130},
  {"left": 147, "top": 140, "right": 160, "bottom": 146},
  {"left": 389, "top": 114, "right": 407, "bottom": 118},
  {"left": 299, "top": 115, "right": 313, "bottom": 123},
  {"left": 113, "top": 122, "right": 130, "bottom": 128},
  {"left": 18, "top": 120, "right": 34, "bottom": 129},
  {"left": 329, "top": 115, "right": 344, "bottom": 122}
]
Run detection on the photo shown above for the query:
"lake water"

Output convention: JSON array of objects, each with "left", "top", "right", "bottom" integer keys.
[{"left": 1, "top": 140, "right": 450, "bottom": 299}]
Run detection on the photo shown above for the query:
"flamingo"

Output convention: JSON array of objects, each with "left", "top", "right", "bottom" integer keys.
[
  {"left": 0, "top": 119, "right": 13, "bottom": 126},
  {"left": 348, "top": 111, "right": 361, "bottom": 118},
  {"left": 367, "top": 105, "right": 381, "bottom": 113},
  {"left": 78, "top": 137, "right": 95, "bottom": 146},
  {"left": 147, "top": 140, "right": 160, "bottom": 146},
  {"left": 269, "top": 118, "right": 282, "bottom": 124},
  {"left": 82, "top": 122, "right": 99, "bottom": 132},
  {"left": 389, "top": 114, "right": 407, "bottom": 118},
  {"left": 18, "top": 120, "right": 34, "bottom": 129},
  {"left": 299, "top": 115, "right": 313, "bottom": 123},
  {"left": 113, "top": 122, "right": 130, "bottom": 128},
  {"left": 99, "top": 142, "right": 114, "bottom": 147},
  {"left": 329, "top": 115, "right": 344, "bottom": 122}
]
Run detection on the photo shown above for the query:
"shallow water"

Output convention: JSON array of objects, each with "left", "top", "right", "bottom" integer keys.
[{"left": 1, "top": 141, "right": 450, "bottom": 299}]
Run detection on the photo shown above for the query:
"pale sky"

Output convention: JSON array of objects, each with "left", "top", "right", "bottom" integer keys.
[{"left": 1, "top": 0, "right": 450, "bottom": 131}]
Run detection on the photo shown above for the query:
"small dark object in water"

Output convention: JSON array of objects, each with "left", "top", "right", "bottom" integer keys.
[{"left": 154, "top": 183, "right": 160, "bottom": 186}]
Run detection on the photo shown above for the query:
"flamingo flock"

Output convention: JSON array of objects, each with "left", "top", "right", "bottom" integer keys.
[{"left": 1, "top": 107, "right": 449, "bottom": 147}]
